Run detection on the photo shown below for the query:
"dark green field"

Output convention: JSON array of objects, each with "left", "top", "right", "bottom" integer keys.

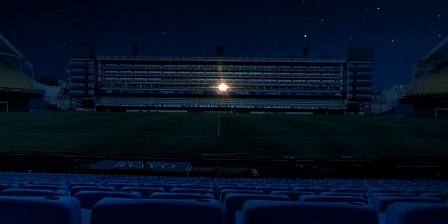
[{"left": 0, "top": 112, "right": 447, "bottom": 158}]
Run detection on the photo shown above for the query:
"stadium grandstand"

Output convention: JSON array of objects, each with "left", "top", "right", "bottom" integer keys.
[
  {"left": 410, "top": 36, "right": 448, "bottom": 95},
  {"left": 0, "top": 33, "right": 72, "bottom": 112},
  {"left": 373, "top": 36, "right": 448, "bottom": 118},
  {"left": 94, "top": 56, "right": 346, "bottom": 113},
  {"left": 69, "top": 47, "right": 352, "bottom": 114},
  {"left": 0, "top": 34, "right": 45, "bottom": 112}
]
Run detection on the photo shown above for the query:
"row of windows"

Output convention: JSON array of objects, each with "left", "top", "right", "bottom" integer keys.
[
  {"left": 69, "top": 77, "right": 95, "bottom": 81},
  {"left": 99, "top": 63, "right": 342, "bottom": 72},
  {"left": 70, "top": 83, "right": 95, "bottom": 87},
  {"left": 100, "top": 70, "right": 341, "bottom": 78},
  {"left": 69, "top": 60, "right": 94, "bottom": 66},
  {"left": 101, "top": 77, "right": 340, "bottom": 84},
  {"left": 103, "top": 77, "right": 163, "bottom": 81},
  {"left": 101, "top": 84, "right": 340, "bottom": 91},
  {"left": 101, "top": 83, "right": 341, "bottom": 88},
  {"left": 70, "top": 90, "right": 94, "bottom": 95},
  {"left": 68, "top": 70, "right": 95, "bottom": 75}
]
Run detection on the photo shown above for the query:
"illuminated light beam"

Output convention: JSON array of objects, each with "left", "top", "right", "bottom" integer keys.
[{"left": 218, "top": 83, "right": 228, "bottom": 91}]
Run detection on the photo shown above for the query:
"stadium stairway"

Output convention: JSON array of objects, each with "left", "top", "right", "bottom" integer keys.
[{"left": 0, "top": 172, "right": 447, "bottom": 224}]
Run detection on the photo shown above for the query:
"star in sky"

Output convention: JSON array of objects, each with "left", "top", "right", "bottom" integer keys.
[{"left": 1, "top": 0, "right": 447, "bottom": 91}]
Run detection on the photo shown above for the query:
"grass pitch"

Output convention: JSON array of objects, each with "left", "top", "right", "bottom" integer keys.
[{"left": 0, "top": 112, "right": 447, "bottom": 158}]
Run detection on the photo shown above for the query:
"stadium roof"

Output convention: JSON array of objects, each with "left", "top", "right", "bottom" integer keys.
[
  {"left": 421, "top": 36, "right": 448, "bottom": 61},
  {"left": 0, "top": 33, "right": 33, "bottom": 70}
]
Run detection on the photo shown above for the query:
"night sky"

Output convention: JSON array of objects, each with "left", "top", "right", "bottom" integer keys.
[{"left": 1, "top": 0, "right": 447, "bottom": 90}]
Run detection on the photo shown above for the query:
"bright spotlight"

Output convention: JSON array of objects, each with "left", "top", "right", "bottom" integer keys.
[{"left": 218, "top": 83, "right": 228, "bottom": 91}]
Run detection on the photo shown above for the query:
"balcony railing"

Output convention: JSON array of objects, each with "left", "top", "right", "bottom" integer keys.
[
  {"left": 349, "top": 89, "right": 373, "bottom": 94},
  {"left": 348, "top": 81, "right": 374, "bottom": 87},
  {"left": 396, "top": 86, "right": 448, "bottom": 96}
]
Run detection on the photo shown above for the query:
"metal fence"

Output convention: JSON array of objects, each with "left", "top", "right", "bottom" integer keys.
[
  {"left": 364, "top": 101, "right": 402, "bottom": 115},
  {"left": 0, "top": 151, "right": 446, "bottom": 179},
  {"left": 29, "top": 97, "right": 77, "bottom": 111}
]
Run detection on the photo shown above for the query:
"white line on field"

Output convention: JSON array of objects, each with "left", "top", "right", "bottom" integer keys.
[{"left": 0, "top": 132, "right": 447, "bottom": 141}]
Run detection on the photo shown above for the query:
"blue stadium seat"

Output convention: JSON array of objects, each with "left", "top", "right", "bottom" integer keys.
[
  {"left": 0, "top": 183, "right": 20, "bottom": 192},
  {"left": 292, "top": 187, "right": 329, "bottom": 194},
  {"left": 236, "top": 200, "right": 378, "bottom": 224},
  {"left": 405, "top": 189, "right": 440, "bottom": 195},
  {"left": 195, "top": 177, "right": 213, "bottom": 184},
  {"left": 217, "top": 185, "right": 257, "bottom": 195},
  {"left": 105, "top": 183, "right": 140, "bottom": 190},
  {"left": 0, "top": 196, "right": 82, "bottom": 224},
  {"left": 170, "top": 188, "right": 214, "bottom": 194},
  {"left": 142, "top": 184, "right": 175, "bottom": 191},
  {"left": 120, "top": 187, "right": 164, "bottom": 198},
  {"left": 70, "top": 186, "right": 116, "bottom": 196},
  {"left": 220, "top": 189, "right": 264, "bottom": 201},
  {"left": 271, "top": 191, "right": 315, "bottom": 201},
  {"left": 299, "top": 195, "right": 368, "bottom": 204},
  {"left": 385, "top": 202, "right": 448, "bottom": 224},
  {"left": 340, "top": 184, "right": 366, "bottom": 188},
  {"left": 370, "top": 196, "right": 443, "bottom": 213},
  {"left": 0, "top": 188, "right": 69, "bottom": 197},
  {"left": 179, "top": 184, "right": 214, "bottom": 190},
  {"left": 369, "top": 193, "right": 416, "bottom": 198},
  {"left": 420, "top": 193, "right": 448, "bottom": 200},
  {"left": 370, "top": 196, "right": 444, "bottom": 224},
  {"left": 367, "top": 188, "right": 405, "bottom": 196},
  {"left": 22, "top": 184, "right": 67, "bottom": 191},
  {"left": 290, "top": 184, "right": 311, "bottom": 188},
  {"left": 255, "top": 186, "right": 290, "bottom": 194},
  {"left": 68, "top": 183, "right": 101, "bottom": 190},
  {"left": 74, "top": 191, "right": 141, "bottom": 209},
  {"left": 149, "top": 192, "right": 214, "bottom": 200},
  {"left": 331, "top": 188, "right": 365, "bottom": 194},
  {"left": 25, "top": 182, "right": 65, "bottom": 185},
  {"left": 321, "top": 192, "right": 367, "bottom": 199},
  {"left": 91, "top": 198, "right": 223, "bottom": 224},
  {"left": 223, "top": 193, "right": 289, "bottom": 224}
]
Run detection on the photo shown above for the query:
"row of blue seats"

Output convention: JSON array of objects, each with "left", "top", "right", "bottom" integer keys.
[
  {"left": 2, "top": 172, "right": 448, "bottom": 182},
  {"left": 1, "top": 172, "right": 448, "bottom": 224},
  {"left": 1, "top": 177, "right": 447, "bottom": 189},
  {"left": 2, "top": 182, "right": 448, "bottom": 202},
  {"left": 1, "top": 175, "right": 447, "bottom": 192},
  {"left": 1, "top": 195, "right": 448, "bottom": 224}
]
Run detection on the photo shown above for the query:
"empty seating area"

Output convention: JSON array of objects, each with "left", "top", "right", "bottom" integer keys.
[
  {"left": 0, "top": 60, "right": 34, "bottom": 90},
  {"left": 93, "top": 56, "right": 346, "bottom": 111},
  {"left": 199, "top": 98, "right": 242, "bottom": 107},
  {"left": 0, "top": 172, "right": 447, "bottom": 224},
  {"left": 96, "top": 96, "right": 345, "bottom": 110},
  {"left": 102, "top": 97, "right": 152, "bottom": 107}
]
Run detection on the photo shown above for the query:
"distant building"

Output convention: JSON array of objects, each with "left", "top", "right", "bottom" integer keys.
[
  {"left": 67, "top": 46, "right": 379, "bottom": 113},
  {"left": 346, "top": 48, "right": 375, "bottom": 102},
  {"left": 410, "top": 36, "right": 448, "bottom": 95},
  {"left": 91, "top": 56, "right": 346, "bottom": 113},
  {"left": 0, "top": 34, "right": 45, "bottom": 112},
  {"left": 68, "top": 43, "right": 96, "bottom": 109},
  {"left": 396, "top": 36, "right": 448, "bottom": 118}
]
